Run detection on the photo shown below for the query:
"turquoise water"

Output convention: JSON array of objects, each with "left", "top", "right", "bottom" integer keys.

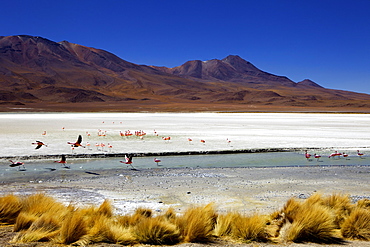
[{"left": 1, "top": 151, "right": 368, "bottom": 182}]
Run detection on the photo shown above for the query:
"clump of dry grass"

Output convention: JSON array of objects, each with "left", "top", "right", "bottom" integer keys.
[
  {"left": 0, "top": 194, "right": 22, "bottom": 224},
  {"left": 1, "top": 192, "right": 370, "bottom": 246},
  {"left": 133, "top": 216, "right": 180, "bottom": 245},
  {"left": 12, "top": 212, "right": 61, "bottom": 243},
  {"left": 213, "top": 212, "right": 239, "bottom": 237},
  {"left": 341, "top": 207, "right": 370, "bottom": 241},
  {"left": 283, "top": 203, "right": 341, "bottom": 243},
  {"left": 56, "top": 209, "right": 87, "bottom": 245},
  {"left": 281, "top": 197, "right": 302, "bottom": 223},
  {"left": 176, "top": 203, "right": 217, "bottom": 243},
  {"left": 357, "top": 198, "right": 370, "bottom": 209},
  {"left": 13, "top": 193, "right": 67, "bottom": 232},
  {"left": 74, "top": 215, "right": 136, "bottom": 246},
  {"left": 230, "top": 213, "right": 268, "bottom": 242},
  {"left": 321, "top": 193, "right": 353, "bottom": 228}
]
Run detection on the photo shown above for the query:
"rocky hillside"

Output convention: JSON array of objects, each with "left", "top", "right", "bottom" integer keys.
[{"left": 1, "top": 35, "right": 370, "bottom": 112}]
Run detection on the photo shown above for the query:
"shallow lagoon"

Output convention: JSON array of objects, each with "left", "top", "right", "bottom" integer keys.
[{"left": 0, "top": 112, "right": 369, "bottom": 175}]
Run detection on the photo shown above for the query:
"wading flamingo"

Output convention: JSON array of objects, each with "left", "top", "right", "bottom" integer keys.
[
  {"left": 226, "top": 138, "right": 231, "bottom": 146},
  {"left": 304, "top": 150, "right": 311, "bottom": 161},
  {"left": 342, "top": 152, "right": 349, "bottom": 160},
  {"left": 314, "top": 153, "right": 321, "bottom": 161},
  {"left": 329, "top": 151, "right": 342, "bottom": 159},
  {"left": 154, "top": 158, "right": 161, "bottom": 166},
  {"left": 200, "top": 139, "right": 206, "bottom": 144},
  {"left": 120, "top": 154, "right": 137, "bottom": 170},
  {"left": 188, "top": 138, "right": 193, "bottom": 144},
  {"left": 32, "top": 141, "right": 47, "bottom": 149},
  {"left": 68, "top": 135, "right": 84, "bottom": 147},
  {"left": 54, "top": 155, "right": 70, "bottom": 169},
  {"left": 357, "top": 150, "right": 364, "bottom": 158},
  {"left": 162, "top": 137, "right": 171, "bottom": 142},
  {"left": 9, "top": 160, "right": 26, "bottom": 171}
]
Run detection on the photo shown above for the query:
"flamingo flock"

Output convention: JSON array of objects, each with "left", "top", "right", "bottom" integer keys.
[
  {"left": 9, "top": 118, "right": 368, "bottom": 173},
  {"left": 304, "top": 150, "right": 366, "bottom": 161}
]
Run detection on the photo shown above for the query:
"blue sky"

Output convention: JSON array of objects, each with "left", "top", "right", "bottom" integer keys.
[{"left": 2, "top": 0, "right": 370, "bottom": 94}]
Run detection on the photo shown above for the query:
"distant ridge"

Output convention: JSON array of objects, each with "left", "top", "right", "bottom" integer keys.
[{"left": 1, "top": 35, "right": 370, "bottom": 112}]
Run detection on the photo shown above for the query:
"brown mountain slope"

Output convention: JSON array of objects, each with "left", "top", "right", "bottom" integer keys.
[{"left": 1, "top": 35, "right": 370, "bottom": 112}]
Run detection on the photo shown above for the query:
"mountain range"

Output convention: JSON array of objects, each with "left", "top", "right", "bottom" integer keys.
[{"left": 1, "top": 35, "right": 370, "bottom": 112}]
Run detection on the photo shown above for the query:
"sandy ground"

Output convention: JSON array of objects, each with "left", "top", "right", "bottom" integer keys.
[{"left": 0, "top": 164, "right": 369, "bottom": 246}]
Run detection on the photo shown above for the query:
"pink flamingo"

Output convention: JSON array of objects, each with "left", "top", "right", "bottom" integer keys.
[
  {"left": 188, "top": 138, "right": 193, "bottom": 144},
  {"left": 120, "top": 154, "right": 137, "bottom": 170},
  {"left": 162, "top": 136, "right": 171, "bottom": 142},
  {"left": 32, "top": 141, "right": 47, "bottom": 149},
  {"left": 108, "top": 143, "right": 113, "bottom": 152},
  {"left": 304, "top": 150, "right": 311, "bottom": 161},
  {"left": 42, "top": 131, "right": 47, "bottom": 135},
  {"left": 343, "top": 152, "right": 349, "bottom": 160},
  {"left": 9, "top": 160, "right": 26, "bottom": 171},
  {"left": 314, "top": 153, "right": 321, "bottom": 161},
  {"left": 68, "top": 135, "right": 84, "bottom": 148},
  {"left": 329, "top": 151, "right": 342, "bottom": 159},
  {"left": 357, "top": 150, "right": 364, "bottom": 158},
  {"left": 226, "top": 138, "right": 231, "bottom": 145},
  {"left": 200, "top": 139, "right": 206, "bottom": 144},
  {"left": 54, "top": 155, "right": 69, "bottom": 168},
  {"left": 154, "top": 158, "right": 161, "bottom": 166}
]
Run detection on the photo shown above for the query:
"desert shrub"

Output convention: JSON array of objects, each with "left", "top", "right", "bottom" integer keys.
[
  {"left": 304, "top": 192, "right": 323, "bottom": 205},
  {"left": 176, "top": 203, "right": 217, "bottom": 243},
  {"left": 265, "top": 211, "right": 286, "bottom": 239},
  {"left": 284, "top": 203, "right": 341, "bottom": 243},
  {"left": 12, "top": 212, "right": 61, "bottom": 243},
  {"left": 13, "top": 194, "right": 67, "bottom": 232},
  {"left": 57, "top": 210, "right": 87, "bottom": 245},
  {"left": 20, "top": 193, "right": 65, "bottom": 216},
  {"left": 282, "top": 197, "right": 302, "bottom": 223},
  {"left": 74, "top": 215, "right": 136, "bottom": 246},
  {"left": 356, "top": 199, "right": 370, "bottom": 209},
  {"left": 159, "top": 207, "right": 177, "bottom": 222},
  {"left": 0, "top": 194, "right": 22, "bottom": 224},
  {"left": 133, "top": 216, "right": 180, "bottom": 245},
  {"left": 134, "top": 207, "right": 153, "bottom": 218},
  {"left": 97, "top": 199, "right": 113, "bottom": 218},
  {"left": 230, "top": 213, "right": 268, "bottom": 242},
  {"left": 13, "top": 211, "right": 39, "bottom": 232},
  {"left": 341, "top": 207, "right": 370, "bottom": 240},
  {"left": 321, "top": 193, "right": 353, "bottom": 228},
  {"left": 213, "top": 212, "right": 239, "bottom": 237}
]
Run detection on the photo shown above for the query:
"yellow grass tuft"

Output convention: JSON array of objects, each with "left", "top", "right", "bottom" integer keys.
[
  {"left": 12, "top": 212, "right": 61, "bottom": 243},
  {"left": 57, "top": 210, "right": 87, "bottom": 245},
  {"left": 133, "top": 216, "right": 180, "bottom": 245},
  {"left": 97, "top": 199, "right": 113, "bottom": 218},
  {"left": 213, "top": 212, "right": 239, "bottom": 237},
  {"left": 283, "top": 203, "right": 341, "bottom": 243},
  {"left": 230, "top": 213, "right": 268, "bottom": 242},
  {"left": 20, "top": 193, "right": 65, "bottom": 216},
  {"left": 176, "top": 203, "right": 217, "bottom": 243},
  {"left": 282, "top": 197, "right": 302, "bottom": 223},
  {"left": 321, "top": 193, "right": 353, "bottom": 228},
  {"left": 2, "top": 192, "right": 370, "bottom": 246},
  {"left": 356, "top": 198, "right": 370, "bottom": 209},
  {"left": 13, "top": 212, "right": 39, "bottom": 232},
  {"left": 341, "top": 207, "right": 370, "bottom": 241},
  {"left": 0, "top": 194, "right": 22, "bottom": 224},
  {"left": 74, "top": 215, "right": 136, "bottom": 246},
  {"left": 134, "top": 207, "right": 153, "bottom": 218}
]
